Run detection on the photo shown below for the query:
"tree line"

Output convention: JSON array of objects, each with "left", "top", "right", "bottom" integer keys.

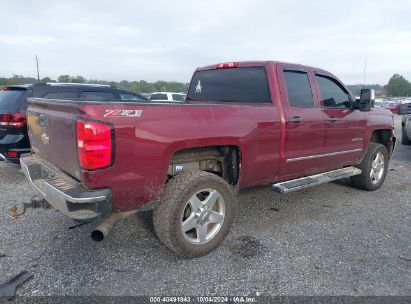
[
  {"left": 347, "top": 84, "right": 385, "bottom": 97},
  {"left": 1, "top": 73, "right": 410, "bottom": 97},
  {"left": 0, "top": 75, "right": 189, "bottom": 93},
  {"left": 385, "top": 74, "right": 411, "bottom": 97}
]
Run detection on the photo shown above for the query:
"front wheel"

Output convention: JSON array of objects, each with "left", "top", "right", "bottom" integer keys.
[
  {"left": 351, "top": 143, "right": 389, "bottom": 191},
  {"left": 153, "top": 170, "right": 235, "bottom": 257}
]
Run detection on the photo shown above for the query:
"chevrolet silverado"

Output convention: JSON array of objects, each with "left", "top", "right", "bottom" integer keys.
[{"left": 20, "top": 61, "right": 395, "bottom": 257}]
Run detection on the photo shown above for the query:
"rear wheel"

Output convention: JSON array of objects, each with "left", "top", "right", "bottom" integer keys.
[
  {"left": 153, "top": 170, "right": 235, "bottom": 257},
  {"left": 401, "top": 126, "right": 411, "bottom": 145},
  {"left": 351, "top": 143, "right": 389, "bottom": 191}
]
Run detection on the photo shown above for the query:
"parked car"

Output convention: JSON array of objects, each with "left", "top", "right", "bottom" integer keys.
[
  {"left": 384, "top": 103, "right": 399, "bottom": 114},
  {"left": 0, "top": 83, "right": 147, "bottom": 163},
  {"left": 149, "top": 92, "right": 186, "bottom": 102},
  {"left": 20, "top": 61, "right": 395, "bottom": 257},
  {"left": 374, "top": 99, "right": 384, "bottom": 108},
  {"left": 398, "top": 103, "right": 411, "bottom": 144}
]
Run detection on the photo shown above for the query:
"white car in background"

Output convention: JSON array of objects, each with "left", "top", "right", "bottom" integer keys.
[
  {"left": 374, "top": 98, "right": 384, "bottom": 108},
  {"left": 149, "top": 92, "right": 186, "bottom": 102}
]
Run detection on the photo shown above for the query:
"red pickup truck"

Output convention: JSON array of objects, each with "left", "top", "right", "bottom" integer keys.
[{"left": 20, "top": 61, "right": 395, "bottom": 257}]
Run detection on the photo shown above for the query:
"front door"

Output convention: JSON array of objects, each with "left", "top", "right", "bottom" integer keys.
[
  {"left": 314, "top": 73, "right": 367, "bottom": 168},
  {"left": 277, "top": 65, "right": 325, "bottom": 178}
]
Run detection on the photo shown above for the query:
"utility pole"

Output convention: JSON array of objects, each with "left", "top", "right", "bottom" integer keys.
[
  {"left": 363, "top": 58, "right": 367, "bottom": 89},
  {"left": 35, "top": 55, "right": 40, "bottom": 82}
]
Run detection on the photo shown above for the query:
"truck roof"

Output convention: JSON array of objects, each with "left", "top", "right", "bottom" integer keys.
[{"left": 196, "top": 60, "right": 328, "bottom": 74}]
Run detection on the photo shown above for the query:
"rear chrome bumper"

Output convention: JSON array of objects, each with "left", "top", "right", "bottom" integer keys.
[
  {"left": 20, "top": 154, "right": 112, "bottom": 221},
  {"left": 0, "top": 153, "right": 5, "bottom": 161}
]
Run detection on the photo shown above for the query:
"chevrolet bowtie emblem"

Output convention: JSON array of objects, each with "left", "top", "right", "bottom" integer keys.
[{"left": 41, "top": 133, "right": 50, "bottom": 145}]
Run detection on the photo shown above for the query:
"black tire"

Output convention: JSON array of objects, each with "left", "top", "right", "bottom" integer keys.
[
  {"left": 350, "top": 143, "right": 389, "bottom": 191},
  {"left": 401, "top": 126, "right": 411, "bottom": 145},
  {"left": 153, "top": 170, "right": 236, "bottom": 257}
]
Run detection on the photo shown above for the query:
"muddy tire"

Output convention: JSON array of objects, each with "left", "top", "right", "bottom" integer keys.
[
  {"left": 153, "top": 170, "right": 236, "bottom": 257},
  {"left": 401, "top": 127, "right": 411, "bottom": 145},
  {"left": 351, "top": 143, "right": 389, "bottom": 191}
]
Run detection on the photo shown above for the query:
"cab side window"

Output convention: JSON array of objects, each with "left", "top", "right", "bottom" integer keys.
[
  {"left": 316, "top": 75, "right": 351, "bottom": 109},
  {"left": 283, "top": 70, "right": 315, "bottom": 108}
]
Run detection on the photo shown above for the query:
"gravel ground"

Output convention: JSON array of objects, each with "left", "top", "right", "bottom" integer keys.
[{"left": 0, "top": 116, "right": 410, "bottom": 297}]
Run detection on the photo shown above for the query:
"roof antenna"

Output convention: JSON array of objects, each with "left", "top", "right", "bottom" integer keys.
[
  {"left": 35, "top": 55, "right": 40, "bottom": 82},
  {"left": 362, "top": 58, "right": 367, "bottom": 89}
]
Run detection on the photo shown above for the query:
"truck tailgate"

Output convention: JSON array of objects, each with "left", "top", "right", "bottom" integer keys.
[{"left": 27, "top": 98, "right": 83, "bottom": 180}]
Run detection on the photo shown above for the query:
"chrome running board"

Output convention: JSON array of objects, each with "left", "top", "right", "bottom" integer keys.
[{"left": 272, "top": 167, "right": 362, "bottom": 193}]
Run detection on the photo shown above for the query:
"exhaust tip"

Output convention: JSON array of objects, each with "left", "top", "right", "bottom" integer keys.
[
  {"left": 91, "top": 230, "right": 105, "bottom": 242},
  {"left": 91, "top": 210, "right": 137, "bottom": 242}
]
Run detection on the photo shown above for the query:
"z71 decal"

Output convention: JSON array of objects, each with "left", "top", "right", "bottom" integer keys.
[{"left": 104, "top": 110, "right": 143, "bottom": 117}]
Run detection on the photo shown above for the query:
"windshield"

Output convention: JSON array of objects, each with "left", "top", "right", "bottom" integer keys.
[
  {"left": 186, "top": 67, "right": 271, "bottom": 103},
  {"left": 0, "top": 90, "right": 29, "bottom": 112}
]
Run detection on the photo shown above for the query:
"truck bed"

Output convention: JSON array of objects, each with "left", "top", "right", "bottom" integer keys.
[{"left": 26, "top": 98, "right": 282, "bottom": 211}]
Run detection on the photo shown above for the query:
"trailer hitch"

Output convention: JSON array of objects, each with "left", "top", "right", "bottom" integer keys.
[{"left": 10, "top": 196, "right": 51, "bottom": 218}]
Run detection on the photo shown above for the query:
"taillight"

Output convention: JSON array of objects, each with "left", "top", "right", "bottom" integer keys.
[
  {"left": 77, "top": 119, "right": 113, "bottom": 170},
  {"left": 216, "top": 62, "right": 239, "bottom": 69},
  {"left": 0, "top": 113, "right": 27, "bottom": 128},
  {"left": 5, "top": 151, "right": 17, "bottom": 157}
]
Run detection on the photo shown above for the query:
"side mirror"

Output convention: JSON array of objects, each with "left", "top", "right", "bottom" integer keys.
[
  {"left": 358, "top": 89, "right": 375, "bottom": 111},
  {"left": 398, "top": 104, "right": 409, "bottom": 115}
]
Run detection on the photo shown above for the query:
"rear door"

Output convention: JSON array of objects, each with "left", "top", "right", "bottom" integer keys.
[
  {"left": 276, "top": 64, "right": 325, "bottom": 177},
  {"left": 314, "top": 73, "right": 366, "bottom": 167}
]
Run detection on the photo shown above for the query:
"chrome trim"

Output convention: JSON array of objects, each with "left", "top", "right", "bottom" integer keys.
[
  {"left": 21, "top": 159, "right": 106, "bottom": 204},
  {"left": 8, "top": 148, "right": 31, "bottom": 152},
  {"left": 286, "top": 148, "right": 363, "bottom": 163},
  {"left": 46, "top": 82, "right": 110, "bottom": 87},
  {"left": 20, "top": 155, "right": 112, "bottom": 220},
  {"left": 272, "top": 166, "right": 362, "bottom": 193},
  {"left": 0, "top": 153, "right": 5, "bottom": 161}
]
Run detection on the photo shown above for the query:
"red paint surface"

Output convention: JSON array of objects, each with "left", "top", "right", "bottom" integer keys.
[{"left": 27, "top": 61, "right": 394, "bottom": 212}]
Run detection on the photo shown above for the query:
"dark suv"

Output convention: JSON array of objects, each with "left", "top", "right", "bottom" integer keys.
[{"left": 0, "top": 83, "right": 147, "bottom": 163}]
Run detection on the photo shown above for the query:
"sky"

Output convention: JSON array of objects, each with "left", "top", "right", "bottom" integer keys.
[{"left": 0, "top": 0, "right": 410, "bottom": 85}]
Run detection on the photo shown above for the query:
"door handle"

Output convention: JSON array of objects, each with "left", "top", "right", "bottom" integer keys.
[
  {"left": 288, "top": 116, "right": 303, "bottom": 123},
  {"left": 326, "top": 116, "right": 337, "bottom": 122}
]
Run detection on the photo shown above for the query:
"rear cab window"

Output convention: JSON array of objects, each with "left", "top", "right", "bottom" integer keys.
[
  {"left": 0, "top": 88, "right": 29, "bottom": 112},
  {"left": 186, "top": 66, "right": 271, "bottom": 103}
]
